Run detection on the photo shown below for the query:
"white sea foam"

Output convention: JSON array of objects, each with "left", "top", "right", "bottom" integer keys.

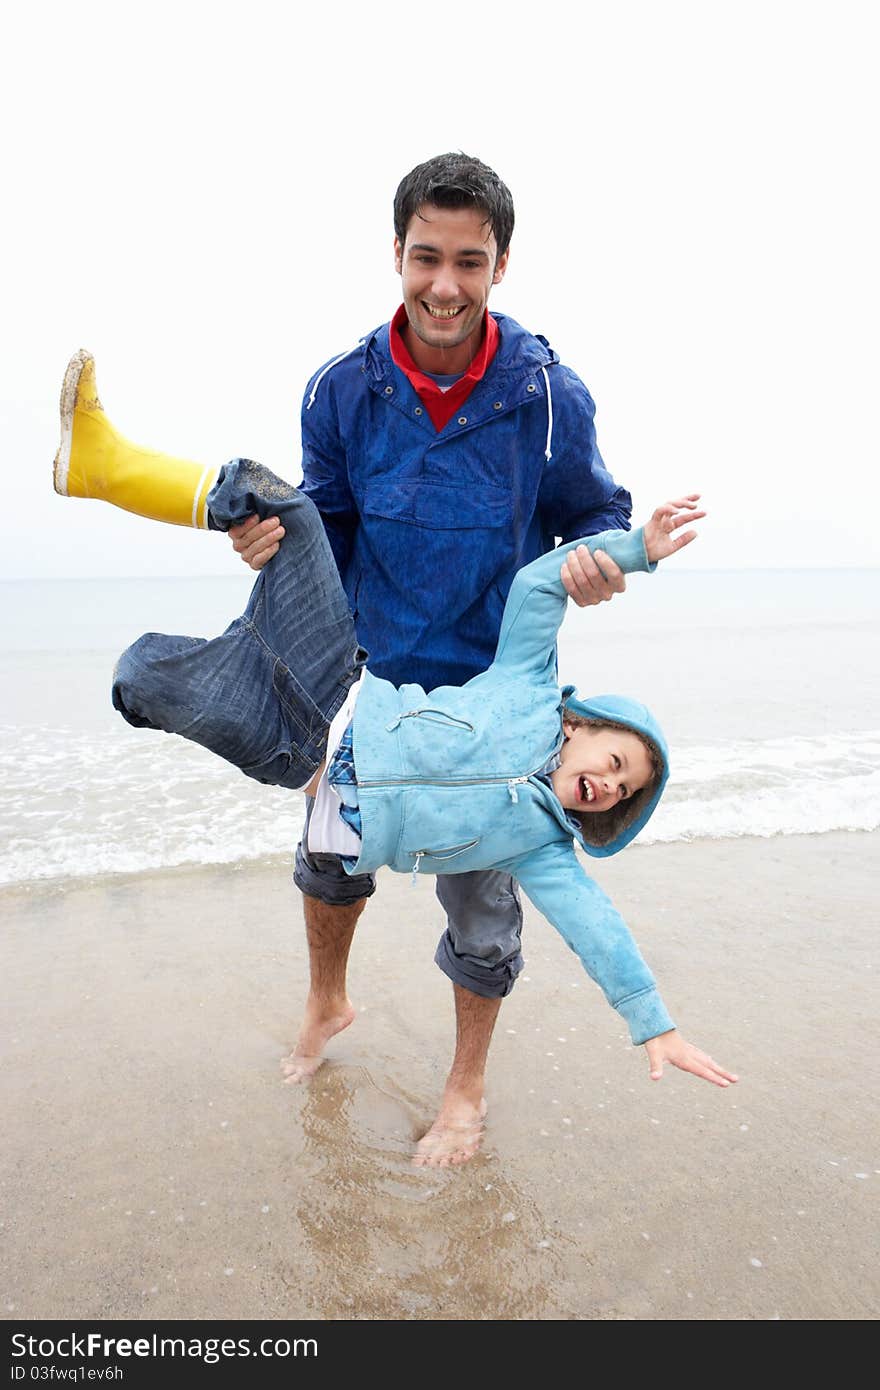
[
  {"left": 2, "top": 724, "right": 878, "bottom": 886},
  {"left": 0, "top": 725, "right": 306, "bottom": 886},
  {"left": 643, "top": 730, "right": 880, "bottom": 842}
]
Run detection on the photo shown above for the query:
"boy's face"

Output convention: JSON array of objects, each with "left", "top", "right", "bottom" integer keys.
[
  {"left": 393, "top": 203, "right": 508, "bottom": 371},
  {"left": 551, "top": 723, "right": 654, "bottom": 814}
]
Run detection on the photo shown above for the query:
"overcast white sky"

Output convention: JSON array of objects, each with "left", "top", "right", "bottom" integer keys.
[{"left": 3, "top": 0, "right": 877, "bottom": 578}]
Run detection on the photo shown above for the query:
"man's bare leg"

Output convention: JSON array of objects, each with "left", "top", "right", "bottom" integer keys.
[
  {"left": 280, "top": 894, "right": 365, "bottom": 1083},
  {"left": 413, "top": 984, "right": 501, "bottom": 1167}
]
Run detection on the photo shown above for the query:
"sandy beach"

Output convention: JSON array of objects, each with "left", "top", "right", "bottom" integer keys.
[{"left": 2, "top": 831, "right": 877, "bottom": 1322}]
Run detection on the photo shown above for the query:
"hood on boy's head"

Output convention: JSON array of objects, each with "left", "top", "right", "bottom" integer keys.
[{"left": 560, "top": 688, "right": 670, "bottom": 858}]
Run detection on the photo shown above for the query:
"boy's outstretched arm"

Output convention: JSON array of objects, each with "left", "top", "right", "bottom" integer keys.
[
  {"left": 508, "top": 844, "right": 738, "bottom": 1091},
  {"left": 644, "top": 1030, "right": 739, "bottom": 1088},
  {"left": 561, "top": 494, "right": 705, "bottom": 596},
  {"left": 493, "top": 494, "right": 704, "bottom": 682}
]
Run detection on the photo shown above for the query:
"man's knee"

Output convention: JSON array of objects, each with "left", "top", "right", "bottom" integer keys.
[
  {"left": 434, "top": 870, "right": 525, "bottom": 998},
  {"left": 434, "top": 930, "right": 523, "bottom": 998}
]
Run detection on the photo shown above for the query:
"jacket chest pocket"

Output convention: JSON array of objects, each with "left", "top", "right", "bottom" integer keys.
[
  {"left": 361, "top": 482, "right": 513, "bottom": 622},
  {"left": 364, "top": 480, "right": 510, "bottom": 531}
]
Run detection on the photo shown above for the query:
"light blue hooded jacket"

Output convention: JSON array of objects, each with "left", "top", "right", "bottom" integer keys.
[{"left": 349, "top": 525, "right": 675, "bottom": 1045}]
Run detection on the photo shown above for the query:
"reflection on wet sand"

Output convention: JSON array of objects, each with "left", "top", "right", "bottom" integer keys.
[{"left": 286, "top": 1063, "right": 566, "bottom": 1319}]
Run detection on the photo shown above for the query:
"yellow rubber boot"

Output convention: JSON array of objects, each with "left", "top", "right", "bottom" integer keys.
[{"left": 53, "top": 350, "right": 218, "bottom": 529}]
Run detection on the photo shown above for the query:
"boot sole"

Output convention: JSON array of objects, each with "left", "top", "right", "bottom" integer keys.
[{"left": 54, "top": 348, "right": 94, "bottom": 496}]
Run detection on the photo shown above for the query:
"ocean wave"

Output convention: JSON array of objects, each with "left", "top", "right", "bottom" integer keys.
[
  {"left": 2, "top": 726, "right": 879, "bottom": 886},
  {"left": 643, "top": 731, "right": 880, "bottom": 842},
  {"left": 0, "top": 725, "right": 306, "bottom": 886}
]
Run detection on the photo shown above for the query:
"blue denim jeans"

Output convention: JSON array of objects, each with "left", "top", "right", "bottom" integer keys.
[{"left": 112, "top": 459, "right": 366, "bottom": 789}]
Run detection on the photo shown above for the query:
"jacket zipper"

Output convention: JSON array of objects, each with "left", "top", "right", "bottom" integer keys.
[{"left": 358, "top": 764, "right": 547, "bottom": 791}]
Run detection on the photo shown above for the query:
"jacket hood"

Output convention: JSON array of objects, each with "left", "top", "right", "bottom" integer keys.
[{"left": 560, "top": 687, "right": 669, "bottom": 857}]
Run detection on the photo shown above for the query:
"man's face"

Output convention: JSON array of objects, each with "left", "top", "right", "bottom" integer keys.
[
  {"left": 394, "top": 203, "right": 508, "bottom": 368},
  {"left": 551, "top": 723, "right": 654, "bottom": 815}
]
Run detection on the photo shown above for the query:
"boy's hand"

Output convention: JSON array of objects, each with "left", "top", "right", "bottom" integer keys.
[
  {"left": 229, "top": 514, "right": 285, "bottom": 570},
  {"left": 643, "top": 495, "right": 705, "bottom": 563},
  {"left": 644, "top": 1029, "right": 738, "bottom": 1088}
]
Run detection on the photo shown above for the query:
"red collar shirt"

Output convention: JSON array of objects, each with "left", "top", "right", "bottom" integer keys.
[{"left": 389, "top": 304, "right": 500, "bottom": 432}]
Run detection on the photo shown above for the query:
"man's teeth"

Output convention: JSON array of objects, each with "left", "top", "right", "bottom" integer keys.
[
  {"left": 425, "top": 304, "right": 463, "bottom": 319},
  {"left": 580, "top": 778, "right": 595, "bottom": 803}
]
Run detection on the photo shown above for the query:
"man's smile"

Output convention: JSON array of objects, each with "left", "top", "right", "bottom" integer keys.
[{"left": 422, "top": 302, "right": 466, "bottom": 319}]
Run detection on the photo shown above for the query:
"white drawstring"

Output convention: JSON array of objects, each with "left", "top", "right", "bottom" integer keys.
[
  {"left": 306, "top": 340, "right": 365, "bottom": 410},
  {"left": 540, "top": 366, "right": 553, "bottom": 461}
]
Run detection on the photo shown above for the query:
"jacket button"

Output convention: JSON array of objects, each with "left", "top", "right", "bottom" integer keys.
[
  {"left": 414, "top": 406, "right": 423, "bottom": 415},
  {"left": 526, "top": 383, "right": 537, "bottom": 393},
  {"left": 493, "top": 401, "right": 503, "bottom": 410},
  {"left": 457, "top": 416, "right": 468, "bottom": 425},
  {"left": 384, "top": 385, "right": 394, "bottom": 395}
]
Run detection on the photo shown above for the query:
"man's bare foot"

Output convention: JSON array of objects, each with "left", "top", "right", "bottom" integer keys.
[
  {"left": 413, "top": 1096, "right": 488, "bottom": 1168},
  {"left": 280, "top": 998, "right": 356, "bottom": 1084}
]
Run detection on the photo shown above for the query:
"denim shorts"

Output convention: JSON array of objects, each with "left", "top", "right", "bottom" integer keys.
[{"left": 112, "top": 459, "right": 367, "bottom": 790}]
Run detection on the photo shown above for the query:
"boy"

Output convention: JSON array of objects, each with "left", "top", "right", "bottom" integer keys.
[{"left": 55, "top": 351, "right": 738, "bottom": 1155}]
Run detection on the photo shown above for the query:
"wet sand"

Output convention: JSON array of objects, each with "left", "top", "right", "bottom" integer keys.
[{"left": 2, "top": 831, "right": 877, "bottom": 1321}]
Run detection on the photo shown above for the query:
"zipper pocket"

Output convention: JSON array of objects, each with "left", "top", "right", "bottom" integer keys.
[
  {"left": 386, "top": 707, "right": 475, "bottom": 734},
  {"left": 410, "top": 838, "right": 481, "bottom": 885}
]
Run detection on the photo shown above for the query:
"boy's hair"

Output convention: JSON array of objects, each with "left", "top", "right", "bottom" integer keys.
[
  {"left": 393, "top": 153, "right": 515, "bottom": 262},
  {"left": 562, "top": 711, "right": 665, "bottom": 849}
]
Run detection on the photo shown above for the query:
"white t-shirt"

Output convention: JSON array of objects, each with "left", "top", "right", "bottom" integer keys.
[{"left": 307, "top": 672, "right": 364, "bottom": 856}]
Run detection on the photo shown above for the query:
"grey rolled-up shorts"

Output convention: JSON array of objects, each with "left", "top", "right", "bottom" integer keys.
[{"left": 293, "top": 799, "right": 524, "bottom": 998}]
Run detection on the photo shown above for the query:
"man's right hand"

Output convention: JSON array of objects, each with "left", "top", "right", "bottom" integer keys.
[
  {"left": 560, "top": 546, "right": 626, "bottom": 606},
  {"left": 228, "top": 514, "right": 285, "bottom": 571}
]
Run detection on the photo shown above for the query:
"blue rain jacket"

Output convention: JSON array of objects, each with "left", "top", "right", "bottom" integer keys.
[
  {"left": 300, "top": 314, "right": 632, "bottom": 690},
  {"left": 349, "top": 525, "right": 675, "bottom": 1046}
]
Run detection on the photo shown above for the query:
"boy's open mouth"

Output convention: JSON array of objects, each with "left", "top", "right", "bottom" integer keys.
[{"left": 578, "top": 776, "right": 596, "bottom": 804}]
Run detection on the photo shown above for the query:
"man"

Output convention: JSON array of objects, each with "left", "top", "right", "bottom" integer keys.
[{"left": 231, "top": 153, "right": 631, "bottom": 1166}]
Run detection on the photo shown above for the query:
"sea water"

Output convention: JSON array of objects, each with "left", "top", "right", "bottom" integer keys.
[{"left": 2, "top": 568, "right": 878, "bottom": 885}]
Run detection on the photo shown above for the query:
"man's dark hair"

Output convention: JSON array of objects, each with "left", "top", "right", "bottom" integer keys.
[{"left": 393, "top": 153, "right": 515, "bottom": 260}]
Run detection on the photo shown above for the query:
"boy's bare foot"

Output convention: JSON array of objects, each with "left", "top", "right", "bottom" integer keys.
[
  {"left": 413, "top": 1096, "right": 488, "bottom": 1168},
  {"left": 280, "top": 998, "right": 356, "bottom": 1084}
]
